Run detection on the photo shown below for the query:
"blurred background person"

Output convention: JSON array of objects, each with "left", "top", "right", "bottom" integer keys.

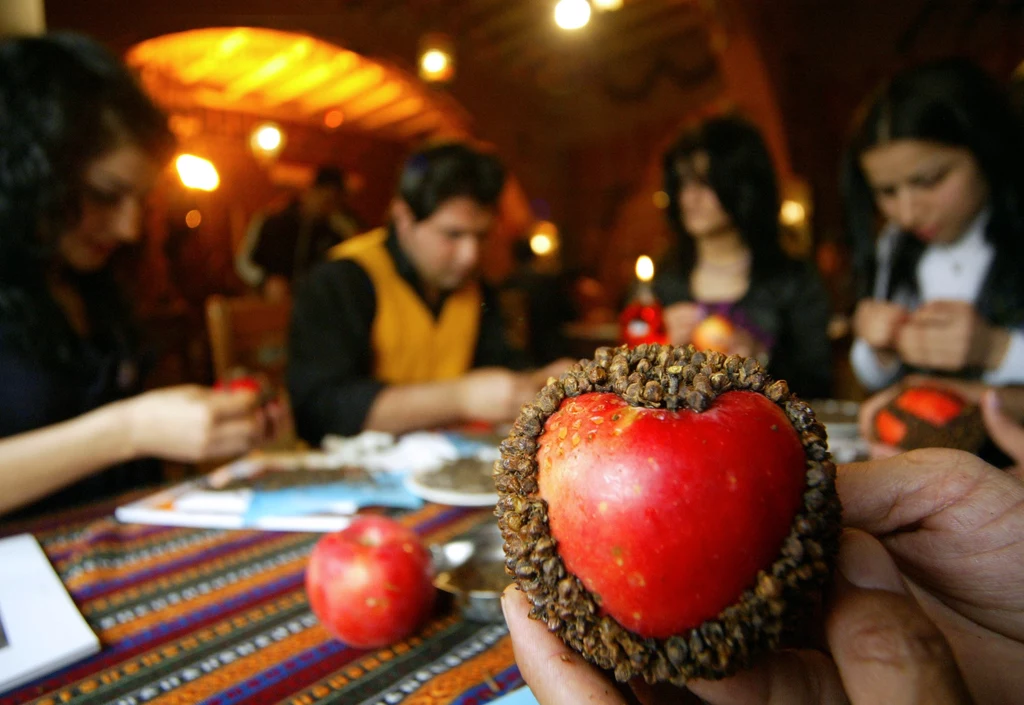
[
  {"left": 235, "top": 165, "right": 362, "bottom": 295},
  {"left": 498, "top": 237, "right": 577, "bottom": 367},
  {"left": 654, "top": 116, "right": 833, "bottom": 399},
  {"left": 0, "top": 34, "right": 268, "bottom": 518},
  {"left": 844, "top": 58, "right": 1024, "bottom": 393},
  {"left": 288, "top": 142, "right": 569, "bottom": 442}
]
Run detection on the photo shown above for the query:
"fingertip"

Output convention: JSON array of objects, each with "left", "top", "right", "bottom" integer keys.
[
  {"left": 868, "top": 442, "right": 902, "bottom": 460},
  {"left": 501, "top": 584, "right": 531, "bottom": 634},
  {"left": 983, "top": 388, "right": 1000, "bottom": 414},
  {"left": 836, "top": 529, "right": 906, "bottom": 595}
]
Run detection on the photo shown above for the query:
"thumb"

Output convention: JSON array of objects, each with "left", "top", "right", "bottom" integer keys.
[
  {"left": 981, "top": 390, "right": 1024, "bottom": 466},
  {"left": 502, "top": 585, "right": 626, "bottom": 705},
  {"left": 827, "top": 529, "right": 973, "bottom": 705}
]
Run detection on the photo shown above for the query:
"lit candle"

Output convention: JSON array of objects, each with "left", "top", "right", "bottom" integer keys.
[{"left": 619, "top": 255, "right": 667, "bottom": 347}]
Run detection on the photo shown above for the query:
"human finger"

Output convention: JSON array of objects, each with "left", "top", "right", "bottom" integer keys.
[
  {"left": 828, "top": 530, "right": 973, "bottom": 704},
  {"left": 208, "top": 417, "right": 260, "bottom": 457},
  {"left": 980, "top": 390, "right": 1024, "bottom": 466},
  {"left": 857, "top": 385, "right": 902, "bottom": 442},
  {"left": 207, "top": 388, "right": 259, "bottom": 418},
  {"left": 867, "top": 442, "right": 902, "bottom": 459},
  {"left": 836, "top": 448, "right": 1018, "bottom": 535},
  {"left": 502, "top": 585, "right": 627, "bottom": 705},
  {"left": 684, "top": 649, "right": 848, "bottom": 705}
]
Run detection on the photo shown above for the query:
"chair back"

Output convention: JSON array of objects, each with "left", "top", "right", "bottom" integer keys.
[{"left": 205, "top": 294, "right": 292, "bottom": 386}]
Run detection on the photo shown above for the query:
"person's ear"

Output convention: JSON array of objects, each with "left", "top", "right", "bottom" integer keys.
[{"left": 391, "top": 199, "right": 415, "bottom": 236}]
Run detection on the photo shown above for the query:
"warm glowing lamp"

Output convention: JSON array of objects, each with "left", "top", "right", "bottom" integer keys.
[
  {"left": 250, "top": 122, "right": 285, "bottom": 158},
  {"left": 780, "top": 199, "right": 806, "bottom": 226},
  {"left": 418, "top": 34, "right": 455, "bottom": 83},
  {"left": 529, "top": 220, "right": 559, "bottom": 257},
  {"left": 555, "top": 0, "right": 591, "bottom": 30},
  {"left": 530, "top": 233, "right": 554, "bottom": 256},
  {"left": 175, "top": 154, "right": 219, "bottom": 191},
  {"left": 620, "top": 255, "right": 666, "bottom": 347}
]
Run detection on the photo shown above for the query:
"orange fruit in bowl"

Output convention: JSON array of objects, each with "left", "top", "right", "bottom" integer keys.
[{"left": 692, "top": 314, "right": 734, "bottom": 353}]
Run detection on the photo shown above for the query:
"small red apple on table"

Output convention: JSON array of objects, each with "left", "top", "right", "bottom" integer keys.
[{"left": 306, "top": 515, "right": 435, "bottom": 649}]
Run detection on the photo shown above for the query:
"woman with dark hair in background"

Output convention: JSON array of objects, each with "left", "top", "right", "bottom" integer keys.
[
  {"left": 654, "top": 116, "right": 833, "bottom": 399},
  {"left": 0, "top": 34, "right": 267, "bottom": 517},
  {"left": 845, "top": 58, "right": 1024, "bottom": 392}
]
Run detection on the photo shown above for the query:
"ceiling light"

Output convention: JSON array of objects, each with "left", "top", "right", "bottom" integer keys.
[{"left": 555, "top": 0, "right": 591, "bottom": 30}]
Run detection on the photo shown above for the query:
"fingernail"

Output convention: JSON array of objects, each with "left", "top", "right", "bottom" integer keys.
[
  {"left": 984, "top": 389, "right": 1000, "bottom": 413},
  {"left": 500, "top": 585, "right": 513, "bottom": 621},
  {"left": 837, "top": 530, "right": 907, "bottom": 595}
]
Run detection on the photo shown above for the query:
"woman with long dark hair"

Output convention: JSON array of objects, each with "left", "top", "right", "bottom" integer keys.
[
  {"left": 845, "top": 58, "right": 1024, "bottom": 391},
  {"left": 654, "top": 116, "right": 833, "bottom": 398},
  {"left": 0, "top": 34, "right": 265, "bottom": 516}
]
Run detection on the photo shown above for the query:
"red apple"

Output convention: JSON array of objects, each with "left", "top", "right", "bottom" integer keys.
[
  {"left": 536, "top": 390, "right": 806, "bottom": 638},
  {"left": 874, "top": 409, "right": 908, "bottom": 446},
  {"left": 894, "top": 388, "right": 964, "bottom": 426},
  {"left": 214, "top": 375, "right": 262, "bottom": 394},
  {"left": 306, "top": 516, "right": 435, "bottom": 649},
  {"left": 692, "top": 314, "right": 735, "bottom": 354}
]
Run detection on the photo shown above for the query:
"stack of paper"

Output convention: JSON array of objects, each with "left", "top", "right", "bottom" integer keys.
[{"left": 0, "top": 534, "right": 99, "bottom": 694}]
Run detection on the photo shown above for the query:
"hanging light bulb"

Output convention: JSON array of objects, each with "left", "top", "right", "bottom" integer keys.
[
  {"left": 780, "top": 199, "right": 806, "bottom": 226},
  {"left": 418, "top": 34, "right": 455, "bottom": 83},
  {"left": 529, "top": 221, "right": 559, "bottom": 256},
  {"left": 250, "top": 122, "right": 285, "bottom": 159},
  {"left": 555, "top": 0, "right": 591, "bottom": 30},
  {"left": 175, "top": 154, "right": 219, "bottom": 191}
]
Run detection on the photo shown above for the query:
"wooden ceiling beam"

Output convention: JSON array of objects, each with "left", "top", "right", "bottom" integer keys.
[
  {"left": 338, "top": 82, "right": 405, "bottom": 122},
  {"left": 350, "top": 95, "right": 425, "bottom": 130},
  {"left": 273, "top": 52, "right": 360, "bottom": 105},
  {"left": 297, "top": 64, "right": 385, "bottom": 113},
  {"left": 221, "top": 37, "right": 315, "bottom": 101}
]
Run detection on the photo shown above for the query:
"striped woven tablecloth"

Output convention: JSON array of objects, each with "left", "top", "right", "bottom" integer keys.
[{"left": 0, "top": 494, "right": 522, "bottom": 705}]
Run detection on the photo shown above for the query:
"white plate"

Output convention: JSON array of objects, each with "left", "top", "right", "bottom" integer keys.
[{"left": 404, "top": 456, "right": 499, "bottom": 507}]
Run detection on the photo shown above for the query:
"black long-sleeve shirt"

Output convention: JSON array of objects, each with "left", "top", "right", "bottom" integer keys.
[
  {"left": 287, "top": 227, "right": 523, "bottom": 443},
  {"left": 654, "top": 257, "right": 834, "bottom": 399}
]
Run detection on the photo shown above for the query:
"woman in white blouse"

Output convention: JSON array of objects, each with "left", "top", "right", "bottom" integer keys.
[{"left": 844, "top": 58, "right": 1024, "bottom": 392}]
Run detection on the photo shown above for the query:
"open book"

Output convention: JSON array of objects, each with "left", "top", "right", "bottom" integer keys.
[{"left": 0, "top": 534, "right": 100, "bottom": 694}]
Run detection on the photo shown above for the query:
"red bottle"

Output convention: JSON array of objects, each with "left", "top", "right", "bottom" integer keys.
[{"left": 619, "top": 280, "right": 667, "bottom": 347}]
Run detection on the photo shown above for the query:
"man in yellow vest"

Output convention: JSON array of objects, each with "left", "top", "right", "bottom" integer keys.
[{"left": 287, "top": 143, "right": 568, "bottom": 442}]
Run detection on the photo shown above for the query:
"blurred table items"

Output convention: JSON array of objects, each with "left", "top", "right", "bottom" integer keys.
[
  {"left": 432, "top": 520, "right": 509, "bottom": 623},
  {"left": 808, "top": 398, "right": 869, "bottom": 464}
]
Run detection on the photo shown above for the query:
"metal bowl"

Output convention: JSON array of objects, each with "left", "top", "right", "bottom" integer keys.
[{"left": 430, "top": 520, "right": 510, "bottom": 623}]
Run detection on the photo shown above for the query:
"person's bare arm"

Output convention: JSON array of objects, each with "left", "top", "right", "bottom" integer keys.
[
  {"left": 363, "top": 378, "right": 471, "bottom": 435},
  {"left": 364, "top": 360, "right": 574, "bottom": 436},
  {"left": 0, "top": 402, "right": 133, "bottom": 515},
  {"left": 0, "top": 386, "right": 261, "bottom": 516}
]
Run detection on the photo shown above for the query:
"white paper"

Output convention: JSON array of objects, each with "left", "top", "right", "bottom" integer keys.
[{"left": 0, "top": 534, "right": 99, "bottom": 694}]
